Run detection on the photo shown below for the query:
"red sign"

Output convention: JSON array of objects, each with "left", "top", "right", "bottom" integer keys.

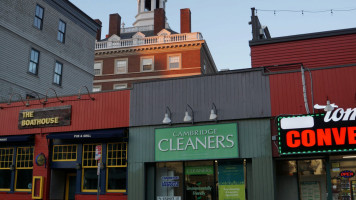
[
  {"left": 340, "top": 170, "right": 355, "bottom": 178},
  {"left": 95, "top": 145, "right": 102, "bottom": 161}
]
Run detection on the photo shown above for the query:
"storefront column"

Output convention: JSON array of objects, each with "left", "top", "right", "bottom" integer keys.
[
  {"left": 325, "top": 158, "right": 332, "bottom": 200},
  {"left": 33, "top": 134, "right": 51, "bottom": 199}
]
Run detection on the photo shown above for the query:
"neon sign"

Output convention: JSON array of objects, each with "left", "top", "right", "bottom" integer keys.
[
  {"left": 278, "top": 108, "right": 356, "bottom": 155},
  {"left": 340, "top": 170, "right": 355, "bottom": 178}
]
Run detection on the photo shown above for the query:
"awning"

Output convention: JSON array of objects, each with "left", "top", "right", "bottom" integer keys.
[
  {"left": 0, "top": 135, "right": 34, "bottom": 143},
  {"left": 46, "top": 128, "right": 127, "bottom": 140}
]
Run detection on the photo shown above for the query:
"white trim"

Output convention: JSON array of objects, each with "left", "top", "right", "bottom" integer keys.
[
  {"left": 114, "top": 58, "right": 128, "bottom": 74},
  {"left": 140, "top": 56, "right": 154, "bottom": 72},
  {"left": 167, "top": 53, "right": 182, "bottom": 70},
  {"left": 93, "top": 72, "right": 201, "bottom": 83},
  {"left": 94, "top": 61, "right": 103, "bottom": 75},
  {"left": 92, "top": 85, "right": 102, "bottom": 92},
  {"left": 113, "top": 83, "right": 128, "bottom": 90}
]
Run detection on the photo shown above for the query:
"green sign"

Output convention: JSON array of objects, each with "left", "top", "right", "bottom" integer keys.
[
  {"left": 185, "top": 166, "right": 214, "bottom": 175},
  {"left": 155, "top": 123, "right": 238, "bottom": 161},
  {"left": 218, "top": 162, "right": 245, "bottom": 200}
]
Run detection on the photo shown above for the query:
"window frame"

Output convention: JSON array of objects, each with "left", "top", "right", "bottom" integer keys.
[
  {"left": 113, "top": 84, "right": 127, "bottom": 90},
  {"left": 81, "top": 144, "right": 100, "bottom": 193},
  {"left": 94, "top": 61, "right": 103, "bottom": 76},
  {"left": 57, "top": 20, "right": 66, "bottom": 43},
  {"left": 140, "top": 56, "right": 154, "bottom": 72},
  {"left": 53, "top": 61, "right": 63, "bottom": 86},
  {"left": 33, "top": 4, "right": 44, "bottom": 30},
  {"left": 167, "top": 54, "right": 182, "bottom": 70},
  {"left": 114, "top": 58, "right": 128, "bottom": 74},
  {"left": 93, "top": 85, "right": 102, "bottom": 92},
  {"left": 52, "top": 144, "right": 77, "bottom": 162},
  {"left": 106, "top": 142, "right": 127, "bottom": 193},
  {"left": 28, "top": 49, "right": 40, "bottom": 75},
  {"left": 0, "top": 147, "right": 14, "bottom": 191},
  {"left": 14, "top": 146, "right": 34, "bottom": 192}
]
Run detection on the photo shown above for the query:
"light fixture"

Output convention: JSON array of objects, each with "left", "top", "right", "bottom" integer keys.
[
  {"left": 78, "top": 86, "right": 95, "bottom": 101},
  {"left": 343, "top": 155, "right": 356, "bottom": 159},
  {"left": 10, "top": 164, "right": 15, "bottom": 171},
  {"left": 162, "top": 106, "right": 172, "bottom": 124},
  {"left": 209, "top": 103, "right": 217, "bottom": 121},
  {"left": 183, "top": 104, "right": 194, "bottom": 124}
]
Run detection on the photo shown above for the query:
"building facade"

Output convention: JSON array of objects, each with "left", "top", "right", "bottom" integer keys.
[
  {"left": 93, "top": 0, "right": 217, "bottom": 92},
  {"left": 0, "top": 0, "right": 100, "bottom": 101},
  {"left": 250, "top": 11, "right": 356, "bottom": 200}
]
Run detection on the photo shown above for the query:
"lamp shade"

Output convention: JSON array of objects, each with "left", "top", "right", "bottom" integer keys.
[
  {"left": 162, "top": 113, "right": 171, "bottom": 124},
  {"left": 209, "top": 109, "right": 217, "bottom": 120},
  {"left": 183, "top": 111, "right": 192, "bottom": 122},
  {"left": 324, "top": 100, "right": 334, "bottom": 112}
]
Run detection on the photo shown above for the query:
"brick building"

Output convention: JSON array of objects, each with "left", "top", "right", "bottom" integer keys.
[
  {"left": 93, "top": 0, "right": 217, "bottom": 91},
  {"left": 0, "top": 0, "right": 100, "bottom": 101}
]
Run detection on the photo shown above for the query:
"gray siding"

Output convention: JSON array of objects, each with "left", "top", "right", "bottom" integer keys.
[
  {"left": 130, "top": 70, "right": 271, "bottom": 126},
  {"left": 0, "top": 0, "right": 98, "bottom": 98},
  {"left": 128, "top": 119, "right": 274, "bottom": 200}
]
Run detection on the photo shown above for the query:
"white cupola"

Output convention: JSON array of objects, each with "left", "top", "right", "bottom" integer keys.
[{"left": 133, "top": 0, "right": 169, "bottom": 28}]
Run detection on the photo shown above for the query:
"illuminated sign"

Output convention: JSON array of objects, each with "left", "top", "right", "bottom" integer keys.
[
  {"left": 18, "top": 105, "right": 71, "bottom": 129},
  {"left": 340, "top": 170, "right": 355, "bottom": 178},
  {"left": 155, "top": 123, "right": 238, "bottom": 161},
  {"left": 278, "top": 107, "right": 356, "bottom": 155}
]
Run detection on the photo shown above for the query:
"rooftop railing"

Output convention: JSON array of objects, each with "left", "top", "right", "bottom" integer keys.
[{"left": 95, "top": 32, "right": 203, "bottom": 50}]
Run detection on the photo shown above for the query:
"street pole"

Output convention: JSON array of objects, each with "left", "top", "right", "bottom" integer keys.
[{"left": 97, "top": 161, "right": 101, "bottom": 200}]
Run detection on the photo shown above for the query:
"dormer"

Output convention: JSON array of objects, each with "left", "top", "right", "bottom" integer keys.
[
  {"left": 157, "top": 29, "right": 171, "bottom": 36},
  {"left": 132, "top": 32, "right": 146, "bottom": 39},
  {"left": 108, "top": 34, "right": 121, "bottom": 42}
]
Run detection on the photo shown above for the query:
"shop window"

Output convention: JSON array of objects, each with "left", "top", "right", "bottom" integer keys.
[
  {"left": 106, "top": 143, "right": 127, "bottom": 192},
  {"left": 156, "top": 162, "right": 184, "bottom": 198},
  {"left": 82, "top": 144, "right": 99, "bottom": 192},
  {"left": 15, "top": 147, "right": 34, "bottom": 192},
  {"left": 53, "top": 145, "right": 77, "bottom": 161},
  {"left": 0, "top": 148, "right": 14, "bottom": 191}
]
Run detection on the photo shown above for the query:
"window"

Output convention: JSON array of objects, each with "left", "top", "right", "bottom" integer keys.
[
  {"left": 53, "top": 61, "right": 63, "bottom": 85},
  {"left": 53, "top": 145, "right": 77, "bottom": 161},
  {"left": 115, "top": 59, "right": 128, "bottom": 74},
  {"left": 93, "top": 85, "right": 101, "bottom": 92},
  {"left": 168, "top": 54, "right": 181, "bottom": 69},
  {"left": 82, "top": 144, "right": 99, "bottom": 192},
  {"left": 106, "top": 143, "right": 127, "bottom": 192},
  {"left": 113, "top": 84, "right": 127, "bottom": 90},
  {"left": 0, "top": 148, "right": 14, "bottom": 191},
  {"left": 34, "top": 5, "right": 44, "bottom": 30},
  {"left": 57, "top": 20, "right": 66, "bottom": 43},
  {"left": 28, "top": 49, "right": 40, "bottom": 75},
  {"left": 94, "top": 61, "right": 102, "bottom": 75},
  {"left": 141, "top": 57, "right": 154, "bottom": 72},
  {"left": 15, "top": 147, "right": 33, "bottom": 191}
]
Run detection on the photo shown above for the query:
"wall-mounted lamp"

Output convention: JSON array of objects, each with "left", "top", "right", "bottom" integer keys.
[
  {"left": 75, "top": 163, "right": 81, "bottom": 170},
  {"left": 7, "top": 93, "right": 28, "bottom": 107},
  {"left": 100, "top": 162, "right": 105, "bottom": 170},
  {"left": 77, "top": 86, "right": 95, "bottom": 101},
  {"left": 10, "top": 164, "right": 15, "bottom": 171},
  {"left": 183, "top": 104, "right": 194, "bottom": 124},
  {"left": 44, "top": 88, "right": 64, "bottom": 104},
  {"left": 162, "top": 107, "right": 172, "bottom": 124},
  {"left": 209, "top": 103, "right": 218, "bottom": 121}
]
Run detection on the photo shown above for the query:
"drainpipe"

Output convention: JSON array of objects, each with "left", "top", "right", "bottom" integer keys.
[{"left": 301, "top": 65, "right": 310, "bottom": 114}]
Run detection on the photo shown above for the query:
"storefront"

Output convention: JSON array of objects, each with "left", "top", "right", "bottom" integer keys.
[
  {"left": 276, "top": 107, "right": 356, "bottom": 200},
  {"left": 154, "top": 123, "right": 245, "bottom": 200},
  {"left": 0, "top": 90, "right": 130, "bottom": 200}
]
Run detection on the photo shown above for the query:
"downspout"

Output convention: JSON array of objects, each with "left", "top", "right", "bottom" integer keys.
[{"left": 301, "top": 65, "right": 310, "bottom": 114}]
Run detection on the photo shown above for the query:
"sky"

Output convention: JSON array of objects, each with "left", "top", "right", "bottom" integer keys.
[{"left": 70, "top": 0, "right": 356, "bottom": 70}]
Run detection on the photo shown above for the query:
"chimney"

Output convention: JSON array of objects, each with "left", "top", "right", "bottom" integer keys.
[
  {"left": 94, "top": 19, "right": 102, "bottom": 41},
  {"left": 154, "top": 8, "right": 165, "bottom": 35},
  {"left": 180, "top": 8, "right": 191, "bottom": 33},
  {"left": 109, "top": 13, "right": 121, "bottom": 37}
]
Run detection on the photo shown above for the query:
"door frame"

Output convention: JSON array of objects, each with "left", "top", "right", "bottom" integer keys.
[{"left": 65, "top": 173, "right": 76, "bottom": 200}]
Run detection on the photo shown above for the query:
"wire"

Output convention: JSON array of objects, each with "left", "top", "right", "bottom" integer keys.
[{"left": 256, "top": 8, "right": 356, "bottom": 15}]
